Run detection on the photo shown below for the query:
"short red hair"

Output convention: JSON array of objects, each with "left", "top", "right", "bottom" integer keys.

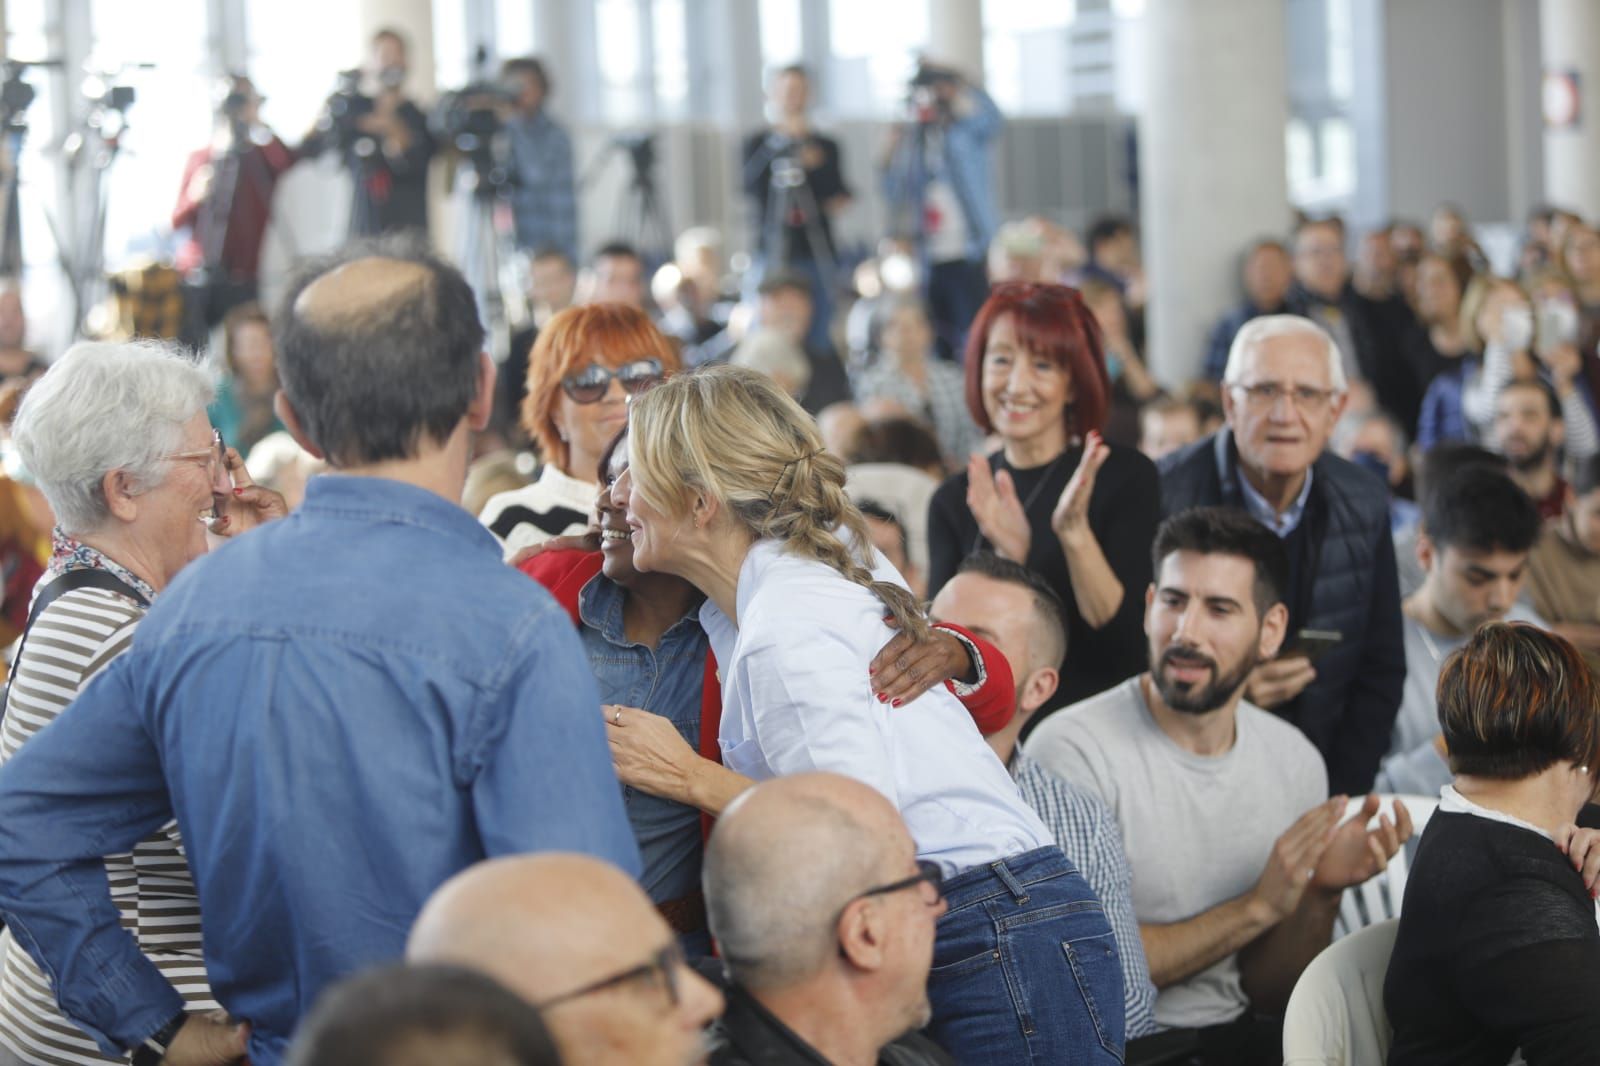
[
  {"left": 962, "top": 282, "right": 1110, "bottom": 438},
  {"left": 521, "top": 303, "right": 681, "bottom": 473}
]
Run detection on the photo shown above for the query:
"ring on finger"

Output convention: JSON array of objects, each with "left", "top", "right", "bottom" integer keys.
[{"left": 612, "top": 708, "right": 622, "bottom": 726}]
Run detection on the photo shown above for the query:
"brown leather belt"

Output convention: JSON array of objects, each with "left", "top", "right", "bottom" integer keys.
[{"left": 657, "top": 890, "right": 708, "bottom": 935}]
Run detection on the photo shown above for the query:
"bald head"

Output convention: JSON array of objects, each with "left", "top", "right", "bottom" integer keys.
[
  {"left": 705, "top": 773, "right": 912, "bottom": 989},
  {"left": 409, "top": 854, "right": 666, "bottom": 1005},
  {"left": 295, "top": 257, "right": 433, "bottom": 333},
  {"left": 274, "top": 238, "right": 485, "bottom": 467}
]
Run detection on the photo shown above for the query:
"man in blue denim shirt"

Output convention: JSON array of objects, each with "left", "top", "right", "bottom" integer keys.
[
  {"left": 0, "top": 239, "right": 639, "bottom": 1066},
  {"left": 880, "top": 62, "right": 1002, "bottom": 356}
]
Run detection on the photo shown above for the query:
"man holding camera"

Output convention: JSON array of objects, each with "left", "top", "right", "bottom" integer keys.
[
  {"left": 500, "top": 57, "right": 577, "bottom": 264},
  {"left": 304, "top": 28, "right": 436, "bottom": 238},
  {"left": 741, "top": 64, "right": 850, "bottom": 354},
  {"left": 880, "top": 59, "right": 1003, "bottom": 357},
  {"left": 172, "top": 75, "right": 296, "bottom": 339}
]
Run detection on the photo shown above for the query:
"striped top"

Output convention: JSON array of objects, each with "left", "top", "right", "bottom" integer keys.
[{"left": 0, "top": 576, "right": 217, "bottom": 1065}]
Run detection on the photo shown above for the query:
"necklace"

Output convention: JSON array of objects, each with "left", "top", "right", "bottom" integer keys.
[{"left": 968, "top": 446, "right": 1073, "bottom": 555}]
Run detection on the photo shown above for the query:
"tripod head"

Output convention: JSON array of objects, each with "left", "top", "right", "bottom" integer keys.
[{"left": 0, "top": 60, "right": 59, "bottom": 137}]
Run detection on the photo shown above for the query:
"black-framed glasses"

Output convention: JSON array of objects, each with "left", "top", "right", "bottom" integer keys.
[
  {"left": 561, "top": 359, "right": 665, "bottom": 404},
  {"left": 534, "top": 940, "right": 684, "bottom": 1011},
  {"left": 846, "top": 860, "right": 945, "bottom": 911}
]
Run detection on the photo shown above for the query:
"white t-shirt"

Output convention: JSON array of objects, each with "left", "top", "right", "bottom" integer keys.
[
  {"left": 700, "top": 537, "right": 1051, "bottom": 874},
  {"left": 1025, "top": 676, "right": 1328, "bottom": 1029}
]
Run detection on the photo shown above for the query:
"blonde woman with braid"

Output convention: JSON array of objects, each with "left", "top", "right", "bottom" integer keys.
[{"left": 623, "top": 365, "right": 1126, "bottom": 1065}]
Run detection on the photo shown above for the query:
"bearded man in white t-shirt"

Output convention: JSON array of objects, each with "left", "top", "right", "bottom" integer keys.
[{"left": 1027, "top": 505, "right": 1411, "bottom": 1066}]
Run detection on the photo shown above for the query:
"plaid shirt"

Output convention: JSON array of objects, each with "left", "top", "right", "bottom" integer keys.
[
  {"left": 506, "top": 110, "right": 578, "bottom": 262},
  {"left": 1010, "top": 747, "right": 1160, "bottom": 1039}
]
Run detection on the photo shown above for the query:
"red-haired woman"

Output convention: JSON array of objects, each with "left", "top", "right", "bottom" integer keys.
[
  {"left": 479, "top": 304, "right": 681, "bottom": 555},
  {"left": 927, "top": 281, "right": 1160, "bottom": 714}
]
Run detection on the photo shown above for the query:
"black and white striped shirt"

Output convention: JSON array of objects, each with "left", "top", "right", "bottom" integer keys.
[{"left": 0, "top": 578, "right": 216, "bottom": 1065}]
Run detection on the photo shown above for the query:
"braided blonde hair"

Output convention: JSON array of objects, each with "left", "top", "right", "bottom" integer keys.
[{"left": 627, "top": 365, "right": 930, "bottom": 641}]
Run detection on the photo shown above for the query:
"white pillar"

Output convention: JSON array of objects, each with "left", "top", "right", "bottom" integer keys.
[
  {"left": 1540, "top": 0, "right": 1600, "bottom": 218},
  {"left": 1140, "top": 0, "right": 1290, "bottom": 384},
  {"left": 928, "top": 0, "right": 985, "bottom": 83}
]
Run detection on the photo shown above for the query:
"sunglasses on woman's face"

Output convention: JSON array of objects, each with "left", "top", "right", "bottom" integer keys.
[{"left": 560, "top": 359, "right": 665, "bottom": 404}]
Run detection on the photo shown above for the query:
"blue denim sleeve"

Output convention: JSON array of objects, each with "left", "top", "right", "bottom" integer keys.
[
  {"left": 0, "top": 654, "right": 182, "bottom": 1054},
  {"left": 469, "top": 614, "right": 642, "bottom": 877}
]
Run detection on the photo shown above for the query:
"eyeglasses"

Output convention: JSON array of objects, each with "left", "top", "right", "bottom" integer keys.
[
  {"left": 561, "top": 359, "right": 664, "bottom": 404},
  {"left": 534, "top": 940, "right": 684, "bottom": 1011},
  {"left": 845, "top": 860, "right": 945, "bottom": 912},
  {"left": 162, "top": 429, "right": 230, "bottom": 492},
  {"left": 1230, "top": 381, "right": 1339, "bottom": 413}
]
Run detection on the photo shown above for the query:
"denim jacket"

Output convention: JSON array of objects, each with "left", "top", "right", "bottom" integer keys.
[{"left": 880, "top": 85, "right": 1003, "bottom": 262}]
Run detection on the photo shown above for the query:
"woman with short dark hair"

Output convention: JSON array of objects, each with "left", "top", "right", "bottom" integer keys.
[
  {"left": 1385, "top": 621, "right": 1600, "bottom": 1065},
  {"left": 926, "top": 281, "right": 1160, "bottom": 713}
]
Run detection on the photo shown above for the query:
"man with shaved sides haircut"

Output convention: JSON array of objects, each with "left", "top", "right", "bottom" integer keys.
[
  {"left": 702, "top": 773, "right": 956, "bottom": 1066},
  {"left": 409, "top": 854, "right": 724, "bottom": 1066},
  {"left": 0, "top": 237, "right": 638, "bottom": 1066}
]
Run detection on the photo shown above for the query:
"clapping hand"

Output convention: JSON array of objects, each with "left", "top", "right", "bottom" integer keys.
[
  {"left": 1312, "top": 793, "right": 1413, "bottom": 892},
  {"left": 965, "top": 454, "right": 1030, "bottom": 562},
  {"left": 1050, "top": 431, "right": 1109, "bottom": 542}
]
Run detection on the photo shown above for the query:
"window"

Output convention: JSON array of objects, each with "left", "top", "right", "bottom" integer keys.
[
  {"left": 594, "top": 0, "right": 646, "bottom": 122},
  {"left": 759, "top": 0, "right": 803, "bottom": 71},
  {"left": 984, "top": 1, "right": 1075, "bottom": 116},
  {"left": 827, "top": 0, "right": 928, "bottom": 118},
  {"left": 653, "top": 0, "right": 689, "bottom": 119}
]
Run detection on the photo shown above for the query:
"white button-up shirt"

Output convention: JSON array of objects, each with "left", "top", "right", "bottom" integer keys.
[{"left": 701, "top": 537, "right": 1051, "bottom": 873}]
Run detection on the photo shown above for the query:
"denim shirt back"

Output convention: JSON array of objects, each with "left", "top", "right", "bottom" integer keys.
[
  {"left": 579, "top": 574, "right": 708, "bottom": 905},
  {"left": 0, "top": 475, "right": 638, "bottom": 1065}
]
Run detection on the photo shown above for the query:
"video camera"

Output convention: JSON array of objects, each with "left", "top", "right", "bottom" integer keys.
[
  {"left": 0, "top": 64, "right": 37, "bottom": 136},
  {"left": 905, "top": 62, "right": 959, "bottom": 125},
  {"left": 315, "top": 68, "right": 376, "bottom": 154},
  {"left": 82, "top": 71, "right": 138, "bottom": 140}
]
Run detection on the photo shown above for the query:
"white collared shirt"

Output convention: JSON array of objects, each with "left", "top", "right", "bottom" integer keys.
[
  {"left": 1438, "top": 784, "right": 1553, "bottom": 841},
  {"left": 700, "top": 538, "right": 1051, "bottom": 873}
]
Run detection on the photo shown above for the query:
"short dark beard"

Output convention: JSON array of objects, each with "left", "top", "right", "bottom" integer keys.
[
  {"left": 1507, "top": 439, "right": 1552, "bottom": 474},
  {"left": 1152, "top": 644, "right": 1258, "bottom": 716}
]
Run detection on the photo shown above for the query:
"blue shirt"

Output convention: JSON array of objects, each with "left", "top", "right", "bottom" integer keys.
[
  {"left": 880, "top": 85, "right": 1003, "bottom": 262},
  {"left": 0, "top": 475, "right": 639, "bottom": 1065},
  {"left": 577, "top": 573, "right": 707, "bottom": 906},
  {"left": 1234, "top": 459, "right": 1315, "bottom": 537},
  {"left": 506, "top": 109, "right": 578, "bottom": 262}
]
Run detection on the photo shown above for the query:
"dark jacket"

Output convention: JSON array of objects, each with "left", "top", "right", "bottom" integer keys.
[
  {"left": 709, "top": 983, "right": 955, "bottom": 1066},
  {"left": 1158, "top": 430, "right": 1405, "bottom": 795},
  {"left": 1386, "top": 810, "right": 1600, "bottom": 1066}
]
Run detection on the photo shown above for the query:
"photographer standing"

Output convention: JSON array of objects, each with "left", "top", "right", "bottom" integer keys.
[
  {"left": 880, "top": 59, "right": 1003, "bottom": 358},
  {"left": 741, "top": 64, "right": 850, "bottom": 354},
  {"left": 304, "top": 28, "right": 436, "bottom": 238},
  {"left": 172, "top": 75, "right": 296, "bottom": 339},
  {"left": 501, "top": 57, "right": 577, "bottom": 264}
]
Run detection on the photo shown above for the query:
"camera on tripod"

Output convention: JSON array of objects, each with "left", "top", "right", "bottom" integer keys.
[
  {"left": 433, "top": 79, "right": 514, "bottom": 189},
  {"left": 0, "top": 63, "right": 37, "bottom": 136},
  {"left": 81, "top": 72, "right": 137, "bottom": 141}
]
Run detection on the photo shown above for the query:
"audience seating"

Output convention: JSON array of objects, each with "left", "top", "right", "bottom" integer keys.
[
  {"left": 1332, "top": 794, "right": 1437, "bottom": 939},
  {"left": 1282, "top": 918, "right": 1398, "bottom": 1066}
]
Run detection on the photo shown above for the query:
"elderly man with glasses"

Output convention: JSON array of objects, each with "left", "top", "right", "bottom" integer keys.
[
  {"left": 1158, "top": 315, "right": 1405, "bottom": 796},
  {"left": 409, "top": 853, "right": 725, "bottom": 1066},
  {"left": 701, "top": 772, "right": 956, "bottom": 1066}
]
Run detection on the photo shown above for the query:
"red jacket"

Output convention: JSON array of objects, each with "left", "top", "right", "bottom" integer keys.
[{"left": 518, "top": 549, "right": 1016, "bottom": 753}]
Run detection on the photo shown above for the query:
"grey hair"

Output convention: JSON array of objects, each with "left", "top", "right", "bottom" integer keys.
[
  {"left": 12, "top": 340, "right": 215, "bottom": 534},
  {"left": 704, "top": 791, "right": 884, "bottom": 990},
  {"left": 1222, "top": 314, "right": 1347, "bottom": 394}
]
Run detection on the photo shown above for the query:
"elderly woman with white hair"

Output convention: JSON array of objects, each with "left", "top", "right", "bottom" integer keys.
[{"left": 0, "top": 340, "right": 283, "bottom": 1066}]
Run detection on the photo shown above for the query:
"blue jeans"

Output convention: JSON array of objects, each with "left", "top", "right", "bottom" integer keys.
[{"left": 926, "top": 846, "right": 1126, "bottom": 1064}]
